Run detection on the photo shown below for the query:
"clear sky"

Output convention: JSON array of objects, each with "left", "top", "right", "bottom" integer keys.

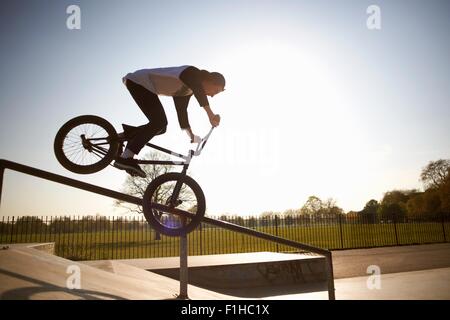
[{"left": 0, "top": 0, "right": 449, "bottom": 218}]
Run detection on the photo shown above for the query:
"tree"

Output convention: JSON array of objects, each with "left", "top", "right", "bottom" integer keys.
[
  {"left": 378, "top": 202, "right": 406, "bottom": 223},
  {"left": 218, "top": 214, "right": 229, "bottom": 221},
  {"left": 345, "top": 211, "right": 359, "bottom": 223},
  {"left": 381, "top": 190, "right": 413, "bottom": 206},
  {"left": 282, "top": 209, "right": 300, "bottom": 226},
  {"left": 360, "top": 199, "right": 379, "bottom": 223},
  {"left": 379, "top": 190, "right": 412, "bottom": 222},
  {"left": 13, "top": 216, "right": 47, "bottom": 234},
  {"left": 422, "top": 189, "right": 441, "bottom": 220},
  {"left": 283, "top": 208, "right": 300, "bottom": 217},
  {"left": 260, "top": 211, "right": 281, "bottom": 218},
  {"left": 300, "top": 196, "right": 323, "bottom": 216},
  {"left": 406, "top": 193, "right": 425, "bottom": 220},
  {"left": 321, "top": 198, "right": 344, "bottom": 217},
  {"left": 49, "top": 216, "right": 72, "bottom": 233},
  {"left": 420, "top": 159, "right": 450, "bottom": 190},
  {"left": 300, "top": 196, "right": 343, "bottom": 224}
]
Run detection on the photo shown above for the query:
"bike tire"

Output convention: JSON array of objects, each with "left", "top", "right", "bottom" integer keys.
[
  {"left": 143, "top": 172, "right": 206, "bottom": 237},
  {"left": 54, "top": 115, "right": 119, "bottom": 174}
]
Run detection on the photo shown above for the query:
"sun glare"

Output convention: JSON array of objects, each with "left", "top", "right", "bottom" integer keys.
[{"left": 206, "top": 41, "right": 374, "bottom": 213}]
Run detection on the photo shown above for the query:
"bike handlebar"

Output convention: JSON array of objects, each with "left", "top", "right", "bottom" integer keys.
[{"left": 193, "top": 127, "right": 215, "bottom": 156}]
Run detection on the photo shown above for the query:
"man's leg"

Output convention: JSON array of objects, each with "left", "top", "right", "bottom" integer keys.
[
  {"left": 124, "top": 79, "right": 168, "bottom": 155},
  {"left": 114, "top": 80, "right": 168, "bottom": 177}
]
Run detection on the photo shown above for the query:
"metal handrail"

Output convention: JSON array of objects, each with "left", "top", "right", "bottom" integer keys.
[{"left": 0, "top": 159, "right": 335, "bottom": 300}]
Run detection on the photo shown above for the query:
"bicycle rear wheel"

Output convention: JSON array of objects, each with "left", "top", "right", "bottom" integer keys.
[
  {"left": 54, "top": 115, "right": 119, "bottom": 174},
  {"left": 143, "top": 173, "right": 206, "bottom": 237}
]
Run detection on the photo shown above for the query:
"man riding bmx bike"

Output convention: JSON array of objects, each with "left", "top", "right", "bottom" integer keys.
[{"left": 115, "top": 65, "right": 226, "bottom": 177}]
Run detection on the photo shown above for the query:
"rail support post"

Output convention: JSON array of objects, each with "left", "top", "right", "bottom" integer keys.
[
  {"left": 178, "top": 233, "right": 189, "bottom": 299},
  {"left": 325, "top": 253, "right": 336, "bottom": 300}
]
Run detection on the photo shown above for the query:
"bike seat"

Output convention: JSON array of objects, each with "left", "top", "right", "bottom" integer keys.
[{"left": 121, "top": 124, "right": 140, "bottom": 139}]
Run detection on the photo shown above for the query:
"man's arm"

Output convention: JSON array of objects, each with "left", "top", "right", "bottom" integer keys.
[
  {"left": 179, "top": 67, "right": 220, "bottom": 127},
  {"left": 173, "top": 95, "right": 191, "bottom": 129},
  {"left": 203, "top": 105, "right": 221, "bottom": 127},
  {"left": 173, "top": 95, "right": 200, "bottom": 142},
  {"left": 203, "top": 105, "right": 215, "bottom": 119},
  {"left": 179, "top": 66, "right": 209, "bottom": 107}
]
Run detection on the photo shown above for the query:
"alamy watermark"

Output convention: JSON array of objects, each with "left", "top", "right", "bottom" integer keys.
[
  {"left": 367, "top": 5, "right": 381, "bottom": 30},
  {"left": 201, "top": 127, "right": 281, "bottom": 177},
  {"left": 66, "top": 5, "right": 81, "bottom": 30},
  {"left": 66, "top": 265, "right": 81, "bottom": 289},
  {"left": 366, "top": 265, "right": 382, "bottom": 290}
]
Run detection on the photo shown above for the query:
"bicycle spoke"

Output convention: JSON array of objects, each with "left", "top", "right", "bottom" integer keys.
[
  {"left": 91, "top": 145, "right": 109, "bottom": 154},
  {"left": 65, "top": 135, "right": 82, "bottom": 144},
  {"left": 90, "top": 141, "right": 110, "bottom": 146},
  {"left": 72, "top": 147, "right": 83, "bottom": 165},
  {"left": 64, "top": 147, "right": 84, "bottom": 159},
  {"left": 62, "top": 122, "right": 112, "bottom": 167},
  {"left": 92, "top": 126, "right": 105, "bottom": 137},
  {"left": 87, "top": 151, "right": 101, "bottom": 164},
  {"left": 91, "top": 149, "right": 107, "bottom": 159}
]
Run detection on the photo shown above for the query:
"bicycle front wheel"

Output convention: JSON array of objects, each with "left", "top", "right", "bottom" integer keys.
[
  {"left": 143, "top": 173, "right": 206, "bottom": 237},
  {"left": 54, "top": 115, "right": 119, "bottom": 174}
]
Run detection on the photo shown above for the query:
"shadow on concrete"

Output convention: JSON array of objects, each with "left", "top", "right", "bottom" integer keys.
[
  {"left": 150, "top": 265, "right": 328, "bottom": 298},
  {"left": 0, "top": 268, "right": 126, "bottom": 300},
  {"left": 152, "top": 270, "right": 328, "bottom": 298}
]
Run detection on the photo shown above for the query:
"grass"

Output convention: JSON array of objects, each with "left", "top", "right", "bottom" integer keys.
[{"left": 1, "top": 221, "right": 449, "bottom": 261}]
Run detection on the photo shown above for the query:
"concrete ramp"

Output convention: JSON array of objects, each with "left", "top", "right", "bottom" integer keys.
[{"left": 0, "top": 243, "right": 234, "bottom": 300}]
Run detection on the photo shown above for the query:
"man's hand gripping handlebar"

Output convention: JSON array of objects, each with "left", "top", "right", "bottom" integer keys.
[{"left": 192, "top": 127, "right": 215, "bottom": 156}]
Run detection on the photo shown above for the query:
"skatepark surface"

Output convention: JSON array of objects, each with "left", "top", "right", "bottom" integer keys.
[
  {"left": 1, "top": 242, "right": 449, "bottom": 300},
  {"left": 0, "top": 243, "right": 235, "bottom": 300}
]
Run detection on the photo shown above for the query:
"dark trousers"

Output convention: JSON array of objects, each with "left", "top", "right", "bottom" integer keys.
[{"left": 125, "top": 79, "right": 168, "bottom": 154}]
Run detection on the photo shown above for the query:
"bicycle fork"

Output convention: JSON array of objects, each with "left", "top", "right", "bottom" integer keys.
[{"left": 169, "top": 163, "right": 189, "bottom": 208}]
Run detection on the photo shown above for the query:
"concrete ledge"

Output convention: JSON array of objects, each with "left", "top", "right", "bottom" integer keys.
[
  {"left": 27, "top": 243, "right": 55, "bottom": 255},
  {"left": 0, "top": 243, "right": 55, "bottom": 255},
  {"left": 155, "top": 258, "right": 327, "bottom": 289},
  {"left": 105, "top": 252, "right": 328, "bottom": 289}
]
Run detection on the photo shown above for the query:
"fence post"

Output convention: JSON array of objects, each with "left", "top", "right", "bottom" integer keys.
[
  {"left": 442, "top": 213, "right": 447, "bottom": 243},
  {"left": 0, "top": 165, "right": 4, "bottom": 207},
  {"left": 10, "top": 216, "right": 15, "bottom": 244},
  {"left": 200, "top": 223, "right": 203, "bottom": 255},
  {"left": 275, "top": 216, "right": 279, "bottom": 252},
  {"left": 338, "top": 214, "right": 344, "bottom": 249},
  {"left": 393, "top": 214, "right": 399, "bottom": 246},
  {"left": 0, "top": 216, "right": 4, "bottom": 243}
]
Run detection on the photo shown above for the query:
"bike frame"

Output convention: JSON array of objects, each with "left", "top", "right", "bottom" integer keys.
[
  {"left": 85, "top": 126, "right": 214, "bottom": 208},
  {"left": 125, "top": 126, "right": 214, "bottom": 174},
  {"left": 114, "top": 127, "right": 214, "bottom": 206}
]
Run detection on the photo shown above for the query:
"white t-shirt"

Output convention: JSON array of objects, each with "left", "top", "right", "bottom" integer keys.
[{"left": 122, "top": 66, "right": 193, "bottom": 96}]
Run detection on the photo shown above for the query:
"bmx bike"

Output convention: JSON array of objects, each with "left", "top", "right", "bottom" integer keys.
[{"left": 54, "top": 115, "right": 214, "bottom": 236}]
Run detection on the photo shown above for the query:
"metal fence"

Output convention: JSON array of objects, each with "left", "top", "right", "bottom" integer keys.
[{"left": 0, "top": 213, "right": 448, "bottom": 261}]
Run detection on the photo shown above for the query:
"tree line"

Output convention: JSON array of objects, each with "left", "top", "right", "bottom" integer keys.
[
  {"left": 0, "top": 215, "right": 147, "bottom": 234},
  {"left": 254, "top": 159, "right": 450, "bottom": 223},
  {"left": 1, "top": 158, "right": 448, "bottom": 230}
]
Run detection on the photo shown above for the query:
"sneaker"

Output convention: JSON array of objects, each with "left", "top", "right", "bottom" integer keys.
[{"left": 113, "top": 158, "right": 146, "bottom": 178}]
